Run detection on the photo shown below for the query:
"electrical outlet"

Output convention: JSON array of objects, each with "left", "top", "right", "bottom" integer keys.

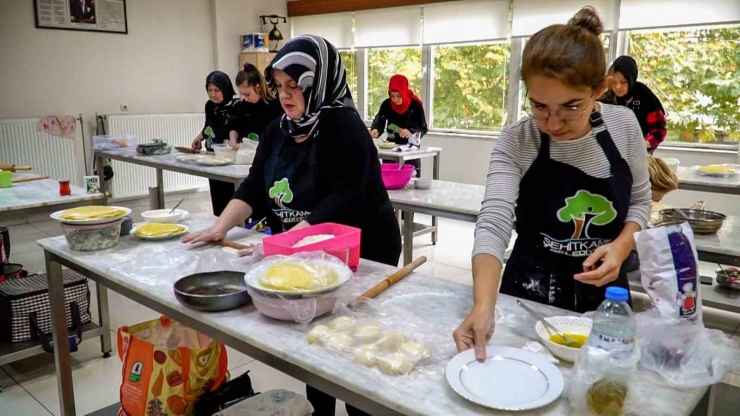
[{"left": 120, "top": 104, "right": 129, "bottom": 112}]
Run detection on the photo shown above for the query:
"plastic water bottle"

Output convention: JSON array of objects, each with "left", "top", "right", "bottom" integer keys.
[{"left": 587, "top": 287, "right": 636, "bottom": 355}]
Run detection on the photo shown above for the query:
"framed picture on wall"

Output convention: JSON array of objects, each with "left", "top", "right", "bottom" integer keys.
[{"left": 34, "top": 0, "right": 128, "bottom": 34}]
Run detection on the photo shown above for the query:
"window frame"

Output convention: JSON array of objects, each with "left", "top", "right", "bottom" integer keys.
[{"left": 362, "top": 45, "right": 425, "bottom": 123}]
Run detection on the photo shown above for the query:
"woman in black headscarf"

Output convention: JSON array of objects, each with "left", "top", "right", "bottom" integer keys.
[
  {"left": 184, "top": 36, "right": 401, "bottom": 416},
  {"left": 191, "top": 71, "right": 240, "bottom": 216},
  {"left": 606, "top": 56, "right": 667, "bottom": 153}
]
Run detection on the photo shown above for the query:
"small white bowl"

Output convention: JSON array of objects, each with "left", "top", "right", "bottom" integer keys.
[
  {"left": 661, "top": 157, "right": 680, "bottom": 173},
  {"left": 141, "top": 209, "right": 187, "bottom": 223},
  {"left": 535, "top": 316, "right": 592, "bottom": 362},
  {"left": 414, "top": 178, "right": 433, "bottom": 190}
]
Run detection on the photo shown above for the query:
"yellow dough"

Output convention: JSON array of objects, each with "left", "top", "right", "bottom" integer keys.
[
  {"left": 328, "top": 316, "right": 354, "bottom": 330},
  {"left": 134, "top": 223, "right": 186, "bottom": 238},
  {"left": 700, "top": 165, "right": 736, "bottom": 174},
  {"left": 325, "top": 332, "right": 354, "bottom": 351},
  {"left": 352, "top": 325, "right": 383, "bottom": 344},
  {"left": 377, "top": 331, "right": 406, "bottom": 351},
  {"left": 259, "top": 261, "right": 339, "bottom": 292},
  {"left": 60, "top": 206, "right": 126, "bottom": 221},
  {"left": 400, "top": 341, "right": 432, "bottom": 362},
  {"left": 353, "top": 344, "right": 379, "bottom": 366},
  {"left": 306, "top": 325, "right": 329, "bottom": 345},
  {"left": 377, "top": 352, "right": 415, "bottom": 375}
]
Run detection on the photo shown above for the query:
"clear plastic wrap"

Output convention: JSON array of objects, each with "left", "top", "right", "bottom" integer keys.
[
  {"left": 245, "top": 252, "right": 355, "bottom": 324},
  {"left": 633, "top": 222, "right": 740, "bottom": 388},
  {"left": 568, "top": 345, "right": 641, "bottom": 416}
]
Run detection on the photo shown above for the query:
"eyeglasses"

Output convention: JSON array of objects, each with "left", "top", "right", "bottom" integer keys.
[{"left": 527, "top": 94, "right": 592, "bottom": 121}]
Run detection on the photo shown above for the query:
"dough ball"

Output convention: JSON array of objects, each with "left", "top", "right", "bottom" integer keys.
[
  {"left": 352, "top": 325, "right": 383, "bottom": 344},
  {"left": 328, "top": 316, "right": 354, "bottom": 330},
  {"left": 325, "top": 332, "right": 354, "bottom": 351},
  {"left": 306, "top": 325, "right": 329, "bottom": 345},
  {"left": 377, "top": 331, "right": 406, "bottom": 351},
  {"left": 400, "top": 341, "right": 432, "bottom": 362},
  {"left": 377, "top": 352, "right": 415, "bottom": 375},
  {"left": 353, "top": 344, "right": 379, "bottom": 367}
]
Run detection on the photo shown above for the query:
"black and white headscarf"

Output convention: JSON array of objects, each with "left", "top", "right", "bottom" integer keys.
[{"left": 265, "top": 35, "right": 356, "bottom": 137}]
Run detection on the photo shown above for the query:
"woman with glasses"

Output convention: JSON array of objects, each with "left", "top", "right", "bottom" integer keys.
[{"left": 453, "top": 7, "right": 651, "bottom": 362}]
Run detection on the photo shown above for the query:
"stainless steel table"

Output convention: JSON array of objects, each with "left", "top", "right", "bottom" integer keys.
[
  {"left": 378, "top": 146, "right": 442, "bottom": 244},
  {"left": 677, "top": 166, "right": 740, "bottom": 195},
  {"left": 37, "top": 214, "right": 707, "bottom": 416},
  {"left": 95, "top": 149, "right": 250, "bottom": 209}
]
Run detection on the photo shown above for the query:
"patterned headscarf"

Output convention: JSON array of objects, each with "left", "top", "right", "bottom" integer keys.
[{"left": 265, "top": 35, "right": 356, "bottom": 137}]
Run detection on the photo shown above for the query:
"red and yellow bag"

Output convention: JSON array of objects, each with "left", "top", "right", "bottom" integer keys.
[{"left": 117, "top": 316, "right": 228, "bottom": 416}]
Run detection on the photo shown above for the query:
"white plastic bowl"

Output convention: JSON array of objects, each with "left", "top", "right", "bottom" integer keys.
[
  {"left": 212, "top": 144, "right": 237, "bottom": 161},
  {"left": 141, "top": 209, "right": 186, "bottom": 223},
  {"left": 662, "top": 157, "right": 680, "bottom": 173},
  {"left": 535, "top": 316, "right": 592, "bottom": 362},
  {"left": 414, "top": 178, "right": 433, "bottom": 190}
]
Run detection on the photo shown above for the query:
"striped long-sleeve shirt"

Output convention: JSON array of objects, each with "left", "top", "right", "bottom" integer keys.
[{"left": 473, "top": 104, "right": 652, "bottom": 263}]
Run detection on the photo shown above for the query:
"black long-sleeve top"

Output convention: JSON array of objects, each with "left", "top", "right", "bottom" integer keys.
[
  {"left": 233, "top": 107, "right": 400, "bottom": 260},
  {"left": 201, "top": 100, "right": 239, "bottom": 149},
  {"left": 230, "top": 99, "right": 284, "bottom": 142},
  {"left": 370, "top": 99, "right": 428, "bottom": 145}
]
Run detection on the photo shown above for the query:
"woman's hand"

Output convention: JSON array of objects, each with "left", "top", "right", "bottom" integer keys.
[
  {"left": 453, "top": 306, "right": 495, "bottom": 362},
  {"left": 192, "top": 137, "right": 202, "bottom": 151},
  {"left": 370, "top": 129, "right": 379, "bottom": 139},
  {"left": 400, "top": 129, "right": 411, "bottom": 139},
  {"left": 181, "top": 226, "right": 227, "bottom": 244},
  {"left": 575, "top": 240, "right": 631, "bottom": 286}
]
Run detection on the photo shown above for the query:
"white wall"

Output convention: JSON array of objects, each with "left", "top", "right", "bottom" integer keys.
[
  {"left": 213, "top": 0, "right": 288, "bottom": 80},
  {"left": 419, "top": 135, "right": 740, "bottom": 217}
]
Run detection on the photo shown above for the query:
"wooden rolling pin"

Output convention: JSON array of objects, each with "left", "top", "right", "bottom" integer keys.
[
  {"left": 0, "top": 164, "right": 32, "bottom": 172},
  {"left": 12, "top": 175, "right": 49, "bottom": 184},
  {"left": 350, "top": 256, "right": 427, "bottom": 308},
  {"left": 175, "top": 146, "right": 197, "bottom": 154},
  {"left": 215, "top": 239, "right": 256, "bottom": 250}
]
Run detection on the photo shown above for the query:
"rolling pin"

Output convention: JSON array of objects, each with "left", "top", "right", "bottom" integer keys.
[
  {"left": 12, "top": 175, "right": 49, "bottom": 184},
  {"left": 350, "top": 256, "right": 427, "bottom": 308},
  {"left": 175, "top": 146, "right": 197, "bottom": 154},
  {"left": 215, "top": 239, "right": 256, "bottom": 251},
  {"left": 0, "top": 164, "right": 32, "bottom": 172}
]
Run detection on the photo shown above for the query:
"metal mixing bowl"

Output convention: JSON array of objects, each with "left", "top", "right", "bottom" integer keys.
[
  {"left": 173, "top": 271, "right": 251, "bottom": 311},
  {"left": 660, "top": 209, "right": 726, "bottom": 235}
]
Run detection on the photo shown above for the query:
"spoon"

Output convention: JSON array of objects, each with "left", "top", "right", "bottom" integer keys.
[
  {"left": 169, "top": 197, "right": 185, "bottom": 214},
  {"left": 672, "top": 207, "right": 691, "bottom": 220},
  {"left": 517, "top": 299, "right": 578, "bottom": 348}
]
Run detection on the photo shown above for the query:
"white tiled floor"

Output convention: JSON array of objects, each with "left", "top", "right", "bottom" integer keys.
[{"left": 2, "top": 200, "right": 740, "bottom": 415}]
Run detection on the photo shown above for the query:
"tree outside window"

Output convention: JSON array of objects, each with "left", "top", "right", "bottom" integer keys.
[
  {"left": 628, "top": 26, "right": 740, "bottom": 144},
  {"left": 432, "top": 43, "right": 510, "bottom": 131},
  {"left": 366, "top": 47, "right": 422, "bottom": 120}
]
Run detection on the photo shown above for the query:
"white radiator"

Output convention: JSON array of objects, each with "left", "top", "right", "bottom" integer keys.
[
  {"left": 106, "top": 113, "right": 207, "bottom": 198},
  {"left": 0, "top": 118, "right": 85, "bottom": 187}
]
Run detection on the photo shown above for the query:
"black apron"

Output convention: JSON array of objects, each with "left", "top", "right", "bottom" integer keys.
[
  {"left": 501, "top": 111, "right": 633, "bottom": 313},
  {"left": 264, "top": 133, "right": 321, "bottom": 232}
]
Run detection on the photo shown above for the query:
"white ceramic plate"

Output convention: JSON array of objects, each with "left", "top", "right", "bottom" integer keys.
[
  {"left": 446, "top": 346, "right": 564, "bottom": 411},
  {"left": 245, "top": 256, "right": 352, "bottom": 296},
  {"left": 196, "top": 156, "right": 233, "bottom": 166},
  {"left": 130, "top": 224, "right": 189, "bottom": 240},
  {"left": 176, "top": 154, "right": 205, "bottom": 163},
  {"left": 50, "top": 206, "right": 132, "bottom": 225}
]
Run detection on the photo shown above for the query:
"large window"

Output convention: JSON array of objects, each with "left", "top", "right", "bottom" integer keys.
[
  {"left": 366, "top": 47, "right": 422, "bottom": 120},
  {"left": 628, "top": 25, "right": 740, "bottom": 144},
  {"left": 432, "top": 43, "right": 510, "bottom": 131},
  {"left": 339, "top": 50, "right": 358, "bottom": 98}
]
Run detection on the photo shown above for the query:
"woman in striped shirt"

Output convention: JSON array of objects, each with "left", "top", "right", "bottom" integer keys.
[{"left": 453, "top": 7, "right": 651, "bottom": 362}]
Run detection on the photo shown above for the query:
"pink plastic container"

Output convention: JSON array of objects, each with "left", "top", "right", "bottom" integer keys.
[
  {"left": 262, "top": 223, "right": 362, "bottom": 270},
  {"left": 381, "top": 164, "right": 415, "bottom": 189}
]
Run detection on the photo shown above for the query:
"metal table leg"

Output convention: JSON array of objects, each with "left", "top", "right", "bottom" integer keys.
[
  {"left": 96, "top": 282, "right": 112, "bottom": 358},
  {"left": 431, "top": 152, "right": 441, "bottom": 244},
  {"left": 46, "top": 252, "right": 76, "bottom": 416},
  {"left": 155, "top": 169, "right": 165, "bottom": 209},
  {"left": 403, "top": 210, "right": 414, "bottom": 266}
]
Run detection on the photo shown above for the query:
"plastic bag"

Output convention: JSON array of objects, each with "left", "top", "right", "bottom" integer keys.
[
  {"left": 246, "top": 252, "right": 355, "bottom": 324},
  {"left": 236, "top": 140, "right": 258, "bottom": 165},
  {"left": 634, "top": 222, "right": 701, "bottom": 322},
  {"left": 117, "top": 316, "right": 228, "bottom": 416},
  {"left": 568, "top": 344, "right": 641, "bottom": 416}
]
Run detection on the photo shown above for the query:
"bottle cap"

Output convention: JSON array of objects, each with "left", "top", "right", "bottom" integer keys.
[{"left": 605, "top": 286, "right": 629, "bottom": 302}]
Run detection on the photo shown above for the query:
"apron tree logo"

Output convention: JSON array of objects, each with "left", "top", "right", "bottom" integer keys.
[
  {"left": 557, "top": 190, "right": 616, "bottom": 239},
  {"left": 269, "top": 178, "right": 294, "bottom": 209}
]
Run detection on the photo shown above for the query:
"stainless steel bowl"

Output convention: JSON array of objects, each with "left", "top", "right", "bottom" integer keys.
[
  {"left": 716, "top": 269, "right": 740, "bottom": 290},
  {"left": 660, "top": 209, "right": 726, "bottom": 235},
  {"left": 173, "top": 271, "right": 251, "bottom": 311}
]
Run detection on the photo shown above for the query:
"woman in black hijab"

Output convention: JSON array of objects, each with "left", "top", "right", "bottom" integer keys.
[
  {"left": 184, "top": 36, "right": 401, "bottom": 416},
  {"left": 606, "top": 56, "right": 667, "bottom": 153},
  {"left": 191, "top": 71, "right": 241, "bottom": 216}
]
